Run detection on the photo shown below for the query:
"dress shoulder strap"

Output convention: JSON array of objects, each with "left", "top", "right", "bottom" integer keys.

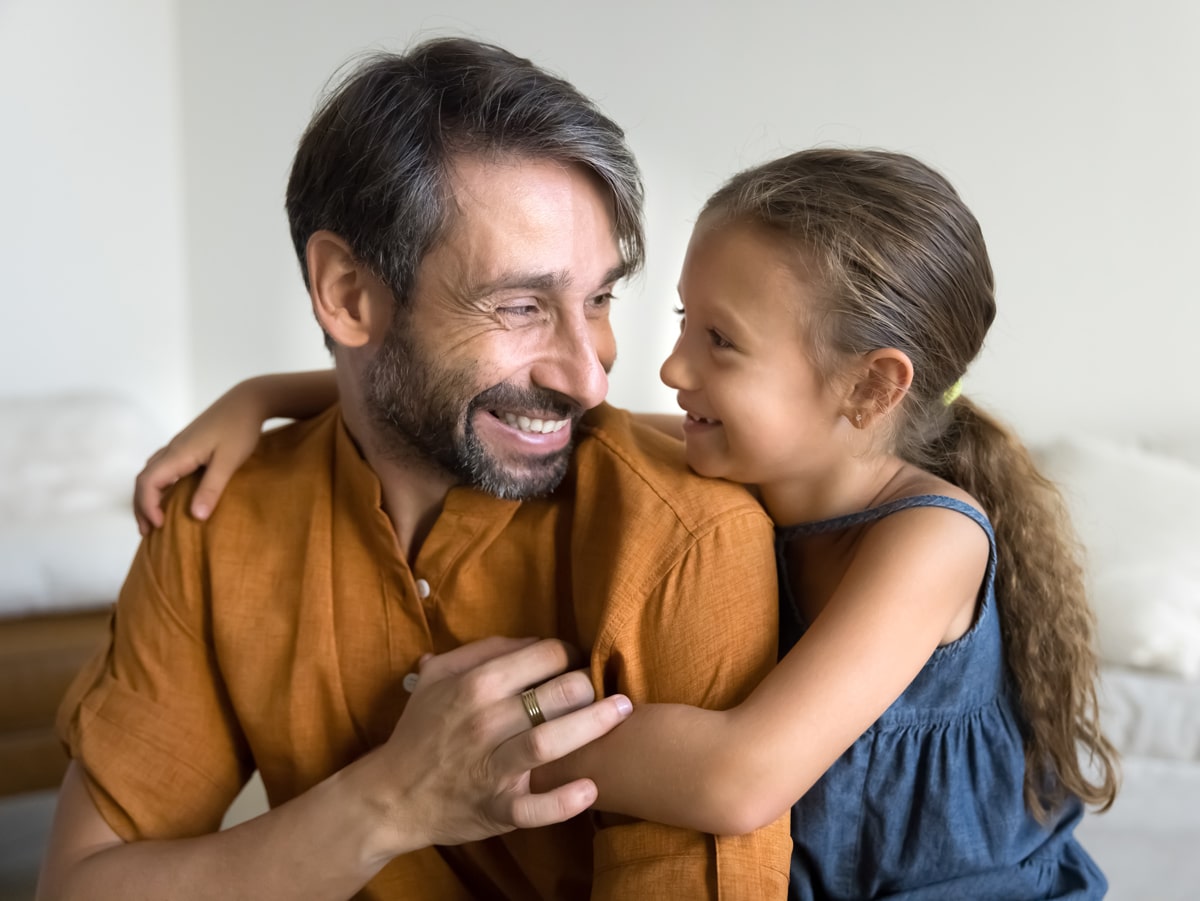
[{"left": 776, "top": 494, "right": 998, "bottom": 599}]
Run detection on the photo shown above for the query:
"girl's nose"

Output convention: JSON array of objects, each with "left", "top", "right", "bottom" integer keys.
[{"left": 659, "top": 336, "right": 692, "bottom": 391}]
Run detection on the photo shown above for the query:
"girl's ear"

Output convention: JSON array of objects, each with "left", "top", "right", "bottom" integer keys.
[
  {"left": 306, "top": 230, "right": 390, "bottom": 348},
  {"left": 844, "top": 348, "right": 913, "bottom": 428}
]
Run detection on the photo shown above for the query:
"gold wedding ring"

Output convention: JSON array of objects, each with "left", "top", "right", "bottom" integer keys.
[{"left": 520, "top": 687, "right": 546, "bottom": 727}]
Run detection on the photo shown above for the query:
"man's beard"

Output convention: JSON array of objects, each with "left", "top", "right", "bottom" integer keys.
[{"left": 362, "top": 315, "right": 581, "bottom": 500}]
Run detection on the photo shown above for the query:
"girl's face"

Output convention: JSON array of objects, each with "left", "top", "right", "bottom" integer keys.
[{"left": 660, "top": 219, "right": 850, "bottom": 489}]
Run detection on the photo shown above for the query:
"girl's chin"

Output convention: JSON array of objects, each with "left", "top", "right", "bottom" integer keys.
[{"left": 683, "top": 449, "right": 725, "bottom": 481}]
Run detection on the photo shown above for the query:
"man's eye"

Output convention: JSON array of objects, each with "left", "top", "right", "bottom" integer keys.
[
  {"left": 499, "top": 303, "right": 539, "bottom": 317},
  {"left": 589, "top": 292, "right": 615, "bottom": 310}
]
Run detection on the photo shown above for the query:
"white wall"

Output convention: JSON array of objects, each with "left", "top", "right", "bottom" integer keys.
[
  {"left": 0, "top": 0, "right": 188, "bottom": 432},
  {"left": 7, "top": 1, "right": 1199, "bottom": 445}
]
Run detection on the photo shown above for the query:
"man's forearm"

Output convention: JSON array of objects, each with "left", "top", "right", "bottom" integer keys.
[
  {"left": 42, "top": 638, "right": 633, "bottom": 900},
  {"left": 39, "top": 751, "right": 413, "bottom": 901}
]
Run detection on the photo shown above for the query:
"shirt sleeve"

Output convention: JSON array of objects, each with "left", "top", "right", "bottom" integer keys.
[
  {"left": 588, "top": 509, "right": 792, "bottom": 899},
  {"left": 56, "top": 483, "right": 252, "bottom": 841}
]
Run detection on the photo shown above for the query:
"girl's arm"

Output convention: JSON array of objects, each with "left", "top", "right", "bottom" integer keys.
[
  {"left": 133, "top": 370, "right": 338, "bottom": 534},
  {"left": 136, "top": 390, "right": 680, "bottom": 533},
  {"left": 537, "top": 504, "right": 989, "bottom": 835}
]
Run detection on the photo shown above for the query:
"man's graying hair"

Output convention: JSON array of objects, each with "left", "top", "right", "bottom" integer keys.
[{"left": 286, "top": 37, "right": 646, "bottom": 347}]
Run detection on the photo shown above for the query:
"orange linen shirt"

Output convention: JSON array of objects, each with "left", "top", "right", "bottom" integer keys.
[{"left": 59, "top": 402, "right": 790, "bottom": 899}]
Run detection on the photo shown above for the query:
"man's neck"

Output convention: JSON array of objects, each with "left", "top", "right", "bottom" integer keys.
[
  {"left": 377, "top": 455, "right": 457, "bottom": 565},
  {"left": 340, "top": 405, "right": 455, "bottom": 565}
]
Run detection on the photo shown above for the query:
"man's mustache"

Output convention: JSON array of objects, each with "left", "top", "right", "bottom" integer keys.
[{"left": 468, "top": 383, "right": 583, "bottom": 422}]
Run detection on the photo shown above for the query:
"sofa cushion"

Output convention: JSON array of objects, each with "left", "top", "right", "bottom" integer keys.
[
  {"left": 1034, "top": 436, "right": 1200, "bottom": 679},
  {"left": 1098, "top": 663, "right": 1200, "bottom": 762},
  {"left": 0, "top": 395, "right": 156, "bottom": 615}
]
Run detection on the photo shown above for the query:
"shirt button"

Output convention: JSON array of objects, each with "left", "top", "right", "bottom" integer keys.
[{"left": 415, "top": 578, "right": 431, "bottom": 599}]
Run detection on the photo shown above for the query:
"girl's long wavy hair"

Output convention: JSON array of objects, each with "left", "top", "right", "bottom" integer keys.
[{"left": 702, "top": 148, "right": 1118, "bottom": 819}]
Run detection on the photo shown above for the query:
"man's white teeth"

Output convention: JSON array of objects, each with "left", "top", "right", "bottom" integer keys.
[{"left": 500, "top": 412, "right": 569, "bottom": 434}]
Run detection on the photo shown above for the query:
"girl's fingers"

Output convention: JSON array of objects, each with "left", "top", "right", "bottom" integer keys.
[
  {"left": 190, "top": 450, "right": 242, "bottom": 520},
  {"left": 132, "top": 446, "right": 205, "bottom": 529},
  {"left": 132, "top": 448, "right": 173, "bottom": 533}
]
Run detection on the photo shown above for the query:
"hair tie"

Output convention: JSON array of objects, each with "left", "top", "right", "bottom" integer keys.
[{"left": 942, "top": 379, "right": 963, "bottom": 406}]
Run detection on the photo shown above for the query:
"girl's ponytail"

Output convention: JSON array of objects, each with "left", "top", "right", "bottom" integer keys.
[{"left": 930, "top": 397, "right": 1119, "bottom": 819}]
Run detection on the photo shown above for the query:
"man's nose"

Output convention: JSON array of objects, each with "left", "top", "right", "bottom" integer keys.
[{"left": 532, "top": 315, "right": 611, "bottom": 412}]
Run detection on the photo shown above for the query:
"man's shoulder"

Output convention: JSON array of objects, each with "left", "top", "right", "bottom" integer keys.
[
  {"left": 163, "top": 405, "right": 340, "bottom": 528},
  {"left": 244, "top": 405, "right": 339, "bottom": 471},
  {"left": 571, "top": 404, "right": 767, "bottom": 533}
]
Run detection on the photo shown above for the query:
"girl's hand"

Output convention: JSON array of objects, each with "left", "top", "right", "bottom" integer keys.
[
  {"left": 133, "top": 371, "right": 339, "bottom": 534},
  {"left": 133, "top": 383, "right": 268, "bottom": 535}
]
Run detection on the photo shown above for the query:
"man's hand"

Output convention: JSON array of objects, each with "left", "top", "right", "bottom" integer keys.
[
  {"left": 359, "top": 636, "right": 632, "bottom": 858},
  {"left": 38, "top": 637, "right": 630, "bottom": 901}
]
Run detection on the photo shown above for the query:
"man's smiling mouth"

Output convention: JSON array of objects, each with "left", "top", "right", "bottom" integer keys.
[{"left": 494, "top": 411, "right": 571, "bottom": 434}]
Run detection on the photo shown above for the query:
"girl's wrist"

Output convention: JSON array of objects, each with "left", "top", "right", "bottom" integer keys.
[{"left": 229, "top": 375, "right": 279, "bottom": 425}]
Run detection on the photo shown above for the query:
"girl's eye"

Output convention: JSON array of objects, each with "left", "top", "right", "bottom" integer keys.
[{"left": 708, "top": 329, "right": 733, "bottom": 349}]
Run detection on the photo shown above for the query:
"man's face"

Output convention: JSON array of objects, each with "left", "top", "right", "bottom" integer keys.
[{"left": 363, "top": 155, "right": 623, "bottom": 499}]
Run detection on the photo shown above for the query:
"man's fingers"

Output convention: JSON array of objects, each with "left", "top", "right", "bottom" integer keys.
[
  {"left": 416, "top": 637, "right": 543, "bottom": 686},
  {"left": 517, "top": 670, "right": 594, "bottom": 726},
  {"left": 506, "top": 779, "right": 599, "bottom": 830},
  {"left": 420, "top": 637, "right": 581, "bottom": 700},
  {"left": 490, "top": 694, "right": 634, "bottom": 830},
  {"left": 463, "top": 637, "right": 583, "bottom": 699},
  {"left": 494, "top": 693, "right": 632, "bottom": 776}
]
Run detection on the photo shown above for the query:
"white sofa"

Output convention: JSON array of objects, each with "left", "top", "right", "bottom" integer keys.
[
  {"left": 0, "top": 395, "right": 151, "bottom": 796},
  {"left": 2, "top": 397, "right": 1197, "bottom": 896},
  {"left": 1034, "top": 434, "right": 1200, "bottom": 900}
]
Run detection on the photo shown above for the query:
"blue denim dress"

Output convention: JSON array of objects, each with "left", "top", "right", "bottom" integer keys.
[{"left": 776, "top": 495, "right": 1106, "bottom": 900}]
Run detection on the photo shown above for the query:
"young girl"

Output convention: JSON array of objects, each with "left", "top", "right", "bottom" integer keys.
[{"left": 135, "top": 149, "right": 1118, "bottom": 898}]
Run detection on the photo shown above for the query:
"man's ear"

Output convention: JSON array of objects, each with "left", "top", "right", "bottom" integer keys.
[
  {"left": 306, "top": 230, "right": 389, "bottom": 348},
  {"left": 844, "top": 348, "right": 914, "bottom": 427}
]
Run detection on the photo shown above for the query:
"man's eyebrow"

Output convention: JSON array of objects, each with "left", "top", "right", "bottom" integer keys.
[
  {"left": 598, "top": 262, "right": 630, "bottom": 288},
  {"left": 466, "top": 263, "right": 629, "bottom": 301}
]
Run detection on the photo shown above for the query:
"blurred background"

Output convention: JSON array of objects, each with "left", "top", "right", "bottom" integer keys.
[{"left": 3, "top": 0, "right": 1197, "bottom": 441}]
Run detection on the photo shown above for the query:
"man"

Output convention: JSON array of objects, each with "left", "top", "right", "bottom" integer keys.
[{"left": 40, "top": 38, "right": 787, "bottom": 898}]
